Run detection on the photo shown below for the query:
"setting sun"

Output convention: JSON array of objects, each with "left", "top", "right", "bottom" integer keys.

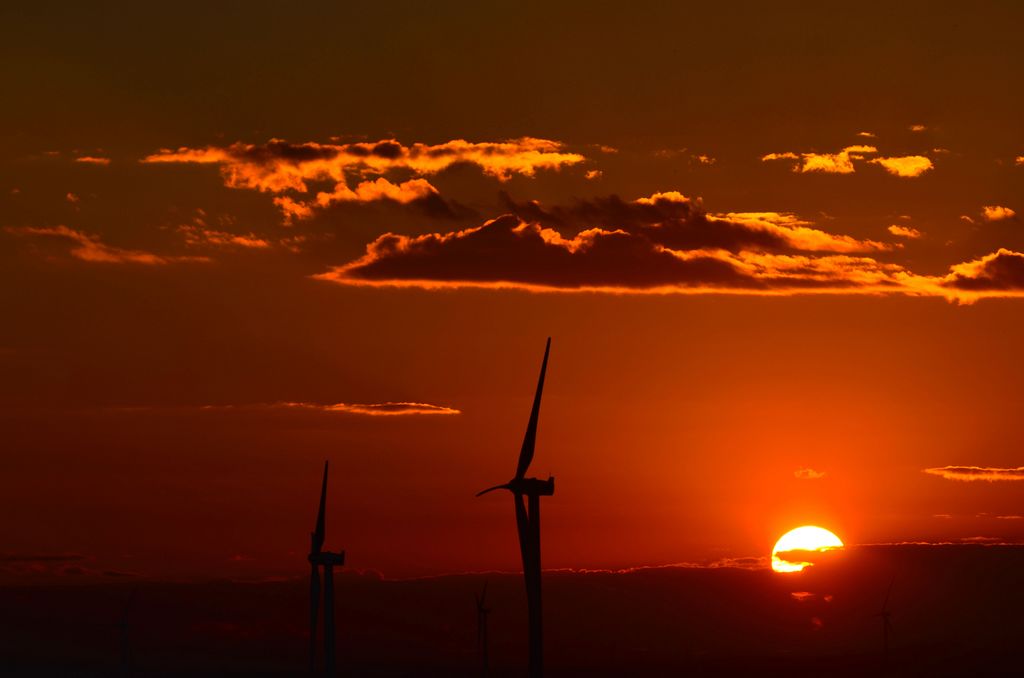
[{"left": 771, "top": 526, "right": 845, "bottom": 573}]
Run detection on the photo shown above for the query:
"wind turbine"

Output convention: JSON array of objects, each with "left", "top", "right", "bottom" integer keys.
[
  {"left": 476, "top": 581, "right": 491, "bottom": 677},
  {"left": 308, "top": 461, "right": 345, "bottom": 676},
  {"left": 477, "top": 338, "right": 555, "bottom": 678},
  {"left": 877, "top": 576, "right": 895, "bottom": 660}
]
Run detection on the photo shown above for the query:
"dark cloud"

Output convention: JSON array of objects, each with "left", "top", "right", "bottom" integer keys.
[
  {"left": 321, "top": 214, "right": 760, "bottom": 291},
  {"left": 315, "top": 196, "right": 909, "bottom": 293},
  {"left": 311, "top": 193, "right": 1024, "bottom": 300},
  {"left": 500, "top": 191, "right": 794, "bottom": 252},
  {"left": 943, "top": 249, "right": 1024, "bottom": 291}
]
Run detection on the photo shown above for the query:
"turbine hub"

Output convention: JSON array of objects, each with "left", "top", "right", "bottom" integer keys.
[{"left": 507, "top": 476, "right": 555, "bottom": 496}]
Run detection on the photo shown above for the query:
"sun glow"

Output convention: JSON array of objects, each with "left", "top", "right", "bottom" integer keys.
[{"left": 771, "top": 526, "right": 844, "bottom": 573}]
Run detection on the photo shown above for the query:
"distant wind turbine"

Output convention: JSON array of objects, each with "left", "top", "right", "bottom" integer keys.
[
  {"left": 476, "top": 581, "right": 491, "bottom": 677},
  {"left": 308, "top": 461, "right": 346, "bottom": 676},
  {"left": 477, "top": 338, "right": 555, "bottom": 678}
]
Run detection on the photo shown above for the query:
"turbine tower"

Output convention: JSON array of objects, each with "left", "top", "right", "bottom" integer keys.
[
  {"left": 476, "top": 581, "right": 491, "bottom": 677},
  {"left": 308, "top": 461, "right": 345, "bottom": 676},
  {"left": 477, "top": 338, "right": 555, "bottom": 678}
]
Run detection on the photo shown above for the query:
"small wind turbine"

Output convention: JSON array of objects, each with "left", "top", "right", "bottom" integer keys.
[
  {"left": 477, "top": 338, "right": 555, "bottom": 678},
  {"left": 877, "top": 576, "right": 895, "bottom": 660},
  {"left": 476, "top": 581, "right": 491, "bottom": 677},
  {"left": 308, "top": 461, "right": 345, "bottom": 676}
]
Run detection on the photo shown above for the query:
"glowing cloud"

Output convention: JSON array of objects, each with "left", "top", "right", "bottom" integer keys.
[
  {"left": 177, "top": 224, "right": 270, "bottom": 249},
  {"left": 143, "top": 137, "right": 585, "bottom": 221},
  {"left": 197, "top": 402, "right": 461, "bottom": 416},
  {"left": 888, "top": 225, "right": 923, "bottom": 239},
  {"left": 762, "top": 145, "right": 877, "bottom": 174},
  {"left": 982, "top": 205, "right": 1016, "bottom": 221},
  {"left": 924, "top": 466, "right": 1024, "bottom": 482},
  {"left": 278, "top": 401, "right": 461, "bottom": 416},
  {"left": 5, "top": 226, "right": 208, "bottom": 265},
  {"left": 75, "top": 156, "right": 111, "bottom": 165},
  {"left": 794, "top": 468, "right": 826, "bottom": 480},
  {"left": 310, "top": 193, "right": 1024, "bottom": 301},
  {"left": 870, "top": 155, "right": 933, "bottom": 177}
]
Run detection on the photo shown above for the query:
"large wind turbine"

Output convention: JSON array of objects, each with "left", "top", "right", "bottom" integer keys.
[
  {"left": 476, "top": 581, "right": 491, "bottom": 677},
  {"left": 308, "top": 461, "right": 345, "bottom": 675},
  {"left": 477, "top": 338, "right": 555, "bottom": 678}
]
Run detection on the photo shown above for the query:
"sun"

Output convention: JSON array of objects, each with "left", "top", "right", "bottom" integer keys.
[{"left": 771, "top": 525, "right": 844, "bottom": 573}]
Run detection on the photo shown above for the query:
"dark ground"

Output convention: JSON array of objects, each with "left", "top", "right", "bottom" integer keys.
[{"left": 2, "top": 544, "right": 1023, "bottom": 676}]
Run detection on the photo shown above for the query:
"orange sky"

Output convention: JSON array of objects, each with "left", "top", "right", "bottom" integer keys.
[{"left": 2, "top": 2, "right": 1024, "bottom": 581}]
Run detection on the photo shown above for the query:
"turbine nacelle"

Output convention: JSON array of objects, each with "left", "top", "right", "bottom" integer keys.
[{"left": 477, "top": 476, "right": 555, "bottom": 497}]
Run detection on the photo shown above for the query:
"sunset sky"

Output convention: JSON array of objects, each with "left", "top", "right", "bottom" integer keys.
[{"left": 3, "top": 2, "right": 1024, "bottom": 583}]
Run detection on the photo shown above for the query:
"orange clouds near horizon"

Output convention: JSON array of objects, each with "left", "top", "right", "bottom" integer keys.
[
  {"left": 197, "top": 402, "right": 462, "bottom": 416},
  {"left": 5, "top": 225, "right": 209, "bottom": 265},
  {"left": 888, "top": 224, "right": 923, "bottom": 239},
  {"left": 924, "top": 466, "right": 1024, "bottom": 482},
  {"left": 982, "top": 205, "right": 1016, "bottom": 221},
  {"left": 142, "top": 137, "right": 586, "bottom": 222},
  {"left": 311, "top": 193, "right": 1024, "bottom": 302},
  {"left": 763, "top": 145, "right": 934, "bottom": 177}
]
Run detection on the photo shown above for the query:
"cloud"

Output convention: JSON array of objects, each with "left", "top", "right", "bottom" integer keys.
[
  {"left": 982, "top": 205, "right": 1016, "bottom": 221},
  {"left": 888, "top": 224, "right": 923, "bottom": 239},
  {"left": 942, "top": 249, "right": 1024, "bottom": 292},
  {"left": 763, "top": 146, "right": 933, "bottom": 177},
  {"left": 501, "top": 191, "right": 891, "bottom": 254},
  {"left": 273, "top": 177, "right": 465, "bottom": 224},
  {"left": 315, "top": 194, "right": 911, "bottom": 294},
  {"left": 75, "top": 156, "right": 111, "bottom": 165},
  {"left": 200, "top": 401, "right": 460, "bottom": 416},
  {"left": 143, "top": 137, "right": 584, "bottom": 221},
  {"left": 584, "top": 169, "right": 602, "bottom": 180},
  {"left": 924, "top": 466, "right": 1024, "bottom": 482},
  {"left": 277, "top": 401, "right": 460, "bottom": 416},
  {"left": 177, "top": 224, "right": 271, "bottom": 249},
  {"left": 909, "top": 124, "right": 927, "bottom": 132},
  {"left": 65, "top": 192, "right": 79, "bottom": 203},
  {"left": 311, "top": 191, "right": 1024, "bottom": 302},
  {"left": 869, "top": 155, "right": 933, "bottom": 177},
  {"left": 856, "top": 131, "right": 876, "bottom": 138},
  {"left": 794, "top": 467, "right": 825, "bottom": 480},
  {"left": 5, "top": 226, "right": 209, "bottom": 264},
  {"left": 762, "top": 145, "right": 877, "bottom": 174},
  {"left": 1016, "top": 156, "right": 1023, "bottom": 166}
]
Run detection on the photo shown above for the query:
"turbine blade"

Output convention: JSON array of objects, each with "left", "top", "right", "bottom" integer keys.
[
  {"left": 309, "top": 563, "right": 321, "bottom": 669},
  {"left": 476, "top": 483, "right": 511, "bottom": 497},
  {"left": 515, "top": 338, "right": 551, "bottom": 480},
  {"left": 312, "top": 461, "right": 328, "bottom": 553},
  {"left": 481, "top": 580, "right": 488, "bottom": 607}
]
